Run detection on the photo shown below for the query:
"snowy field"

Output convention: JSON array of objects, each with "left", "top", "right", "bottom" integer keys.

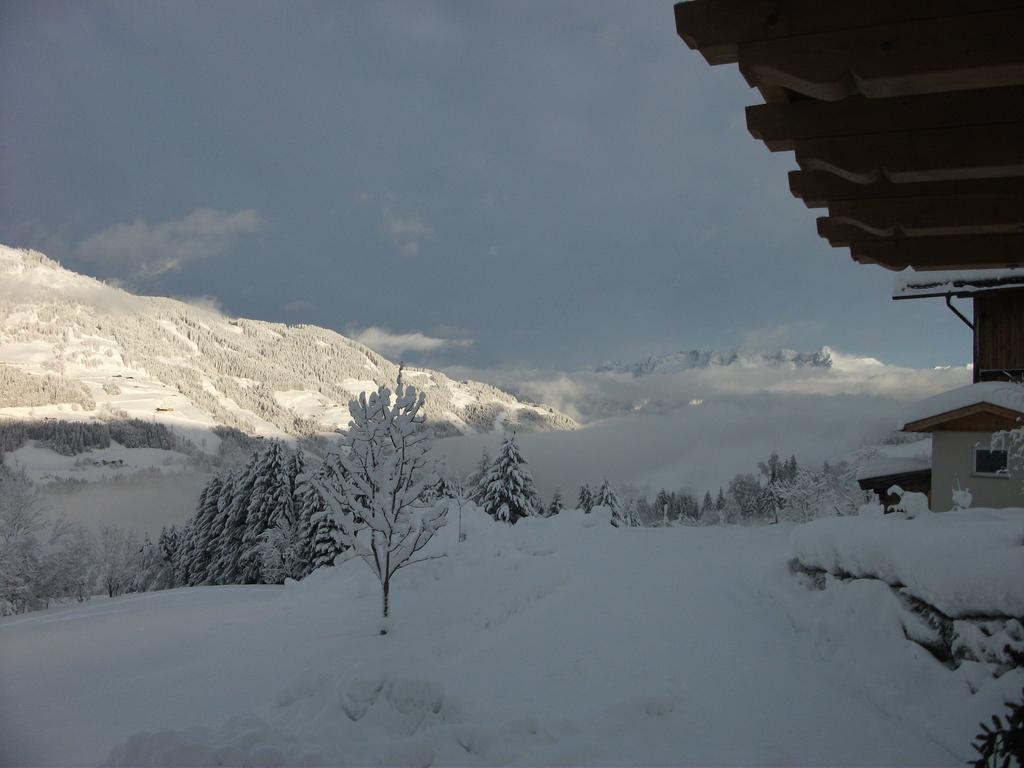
[{"left": 2, "top": 507, "right": 1021, "bottom": 767}]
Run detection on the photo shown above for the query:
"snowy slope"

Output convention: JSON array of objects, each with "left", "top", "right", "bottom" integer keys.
[
  {"left": 0, "top": 246, "right": 576, "bottom": 442},
  {"left": 1, "top": 508, "right": 1019, "bottom": 767}
]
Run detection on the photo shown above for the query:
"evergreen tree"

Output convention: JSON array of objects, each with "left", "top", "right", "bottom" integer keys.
[
  {"left": 655, "top": 489, "right": 672, "bottom": 525},
  {"left": 303, "top": 456, "right": 346, "bottom": 571},
  {"left": 577, "top": 484, "right": 594, "bottom": 513},
  {"left": 595, "top": 478, "right": 625, "bottom": 526},
  {"left": 546, "top": 489, "right": 564, "bottom": 517},
  {"left": 206, "top": 471, "right": 235, "bottom": 584},
  {"left": 700, "top": 491, "right": 716, "bottom": 525},
  {"left": 241, "top": 442, "right": 294, "bottom": 583},
  {"left": 479, "top": 433, "right": 537, "bottom": 524},
  {"left": 624, "top": 498, "right": 639, "bottom": 527},
  {"left": 186, "top": 474, "right": 222, "bottom": 585},
  {"left": 466, "top": 448, "right": 492, "bottom": 503},
  {"left": 286, "top": 449, "right": 306, "bottom": 499},
  {"left": 214, "top": 452, "right": 258, "bottom": 584}
]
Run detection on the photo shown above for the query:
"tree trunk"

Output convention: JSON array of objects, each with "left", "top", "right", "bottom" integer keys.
[{"left": 380, "top": 578, "right": 390, "bottom": 635}]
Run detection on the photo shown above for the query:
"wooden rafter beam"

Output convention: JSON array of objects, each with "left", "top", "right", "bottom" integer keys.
[
  {"left": 793, "top": 123, "right": 1024, "bottom": 184},
  {"left": 789, "top": 172, "right": 1024, "bottom": 208},
  {"left": 737, "top": 8, "right": 1024, "bottom": 102},
  {"left": 673, "top": 0, "right": 1022, "bottom": 66},
  {"left": 747, "top": 86, "right": 1024, "bottom": 151},
  {"left": 847, "top": 234, "right": 1024, "bottom": 271},
  {"left": 817, "top": 193, "right": 1024, "bottom": 242}
]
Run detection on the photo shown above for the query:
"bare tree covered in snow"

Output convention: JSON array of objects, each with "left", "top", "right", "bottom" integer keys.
[{"left": 313, "top": 373, "right": 446, "bottom": 634}]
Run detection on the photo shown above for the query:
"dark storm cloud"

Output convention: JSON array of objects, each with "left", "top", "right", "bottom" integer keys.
[{"left": 0, "top": 0, "right": 969, "bottom": 372}]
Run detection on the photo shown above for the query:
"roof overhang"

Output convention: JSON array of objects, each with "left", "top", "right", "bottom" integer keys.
[
  {"left": 674, "top": 0, "right": 1024, "bottom": 272},
  {"left": 903, "top": 401, "right": 1024, "bottom": 432},
  {"left": 891, "top": 270, "right": 1024, "bottom": 300}
]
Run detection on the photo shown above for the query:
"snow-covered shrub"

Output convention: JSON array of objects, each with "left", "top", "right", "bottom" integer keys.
[
  {"left": 312, "top": 372, "right": 447, "bottom": 633},
  {"left": 888, "top": 485, "right": 931, "bottom": 518},
  {"left": 952, "top": 483, "right": 973, "bottom": 511}
]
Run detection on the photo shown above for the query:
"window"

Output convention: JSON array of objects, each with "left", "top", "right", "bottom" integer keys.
[{"left": 973, "top": 446, "right": 1009, "bottom": 477}]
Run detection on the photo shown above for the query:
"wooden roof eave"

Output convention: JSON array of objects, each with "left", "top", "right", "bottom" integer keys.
[
  {"left": 902, "top": 402, "right": 1024, "bottom": 432},
  {"left": 674, "top": 0, "right": 1024, "bottom": 272}
]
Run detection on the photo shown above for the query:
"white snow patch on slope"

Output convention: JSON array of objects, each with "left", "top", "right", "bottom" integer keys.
[{"left": 1, "top": 509, "right": 1019, "bottom": 767}]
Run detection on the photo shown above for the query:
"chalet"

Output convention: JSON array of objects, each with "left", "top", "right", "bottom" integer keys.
[
  {"left": 672, "top": 0, "right": 1024, "bottom": 512},
  {"left": 899, "top": 382, "right": 1024, "bottom": 511}
]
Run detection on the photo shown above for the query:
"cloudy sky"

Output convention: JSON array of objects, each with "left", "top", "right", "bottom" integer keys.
[{"left": 1, "top": 0, "right": 971, "bottom": 372}]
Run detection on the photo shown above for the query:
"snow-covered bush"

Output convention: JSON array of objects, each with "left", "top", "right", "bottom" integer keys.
[
  {"left": 888, "top": 485, "right": 931, "bottom": 518},
  {"left": 952, "top": 483, "right": 973, "bottom": 511},
  {"left": 312, "top": 373, "right": 447, "bottom": 633}
]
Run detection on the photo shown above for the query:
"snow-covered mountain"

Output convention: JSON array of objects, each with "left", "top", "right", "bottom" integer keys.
[
  {"left": 596, "top": 347, "right": 834, "bottom": 377},
  {"left": 0, "top": 246, "right": 576, "bottom": 443}
]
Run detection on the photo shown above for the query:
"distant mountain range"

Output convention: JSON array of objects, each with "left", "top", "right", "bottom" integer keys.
[
  {"left": 596, "top": 347, "right": 834, "bottom": 377},
  {"left": 0, "top": 246, "right": 576, "bottom": 443}
]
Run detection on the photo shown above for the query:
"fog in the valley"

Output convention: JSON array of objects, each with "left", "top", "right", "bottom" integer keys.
[
  {"left": 38, "top": 470, "right": 211, "bottom": 536},
  {"left": 435, "top": 392, "right": 909, "bottom": 501}
]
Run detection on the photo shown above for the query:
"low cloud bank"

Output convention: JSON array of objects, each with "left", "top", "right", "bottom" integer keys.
[
  {"left": 352, "top": 326, "right": 473, "bottom": 356},
  {"left": 435, "top": 352, "right": 970, "bottom": 500}
]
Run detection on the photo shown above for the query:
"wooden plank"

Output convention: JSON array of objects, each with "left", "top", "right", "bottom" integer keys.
[
  {"left": 976, "top": 292, "right": 1024, "bottom": 375},
  {"left": 673, "top": 0, "right": 1023, "bottom": 66},
  {"left": 817, "top": 193, "right": 1024, "bottom": 242},
  {"left": 747, "top": 87, "right": 1024, "bottom": 151},
  {"left": 794, "top": 123, "right": 1024, "bottom": 184},
  {"left": 848, "top": 234, "right": 1024, "bottom": 270},
  {"left": 736, "top": 8, "right": 1024, "bottom": 101},
  {"left": 789, "top": 172, "right": 1024, "bottom": 208}
]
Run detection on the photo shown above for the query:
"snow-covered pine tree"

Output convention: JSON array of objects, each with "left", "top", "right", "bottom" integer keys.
[
  {"left": 546, "top": 489, "right": 564, "bottom": 517},
  {"left": 186, "top": 474, "right": 222, "bottom": 585},
  {"left": 577, "top": 484, "right": 594, "bottom": 513},
  {"left": 213, "top": 453, "right": 258, "bottom": 584},
  {"left": 286, "top": 449, "right": 306, "bottom": 499},
  {"left": 205, "top": 470, "right": 235, "bottom": 584},
  {"left": 625, "top": 498, "right": 640, "bottom": 527},
  {"left": 479, "top": 432, "right": 537, "bottom": 524},
  {"left": 240, "top": 442, "right": 294, "bottom": 583},
  {"left": 303, "top": 454, "right": 348, "bottom": 572},
  {"left": 596, "top": 479, "right": 625, "bottom": 526},
  {"left": 312, "top": 372, "right": 446, "bottom": 633},
  {"left": 466, "top": 448, "right": 492, "bottom": 503},
  {"left": 700, "top": 491, "right": 719, "bottom": 525}
]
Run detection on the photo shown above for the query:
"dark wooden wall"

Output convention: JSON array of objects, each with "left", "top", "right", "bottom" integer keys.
[{"left": 974, "top": 289, "right": 1024, "bottom": 381}]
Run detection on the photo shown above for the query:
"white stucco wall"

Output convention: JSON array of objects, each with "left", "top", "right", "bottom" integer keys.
[{"left": 931, "top": 431, "right": 1024, "bottom": 511}]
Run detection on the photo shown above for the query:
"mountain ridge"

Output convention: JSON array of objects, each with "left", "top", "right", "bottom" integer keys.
[
  {"left": 0, "top": 246, "right": 577, "bottom": 444},
  {"left": 596, "top": 347, "right": 835, "bottom": 377}
]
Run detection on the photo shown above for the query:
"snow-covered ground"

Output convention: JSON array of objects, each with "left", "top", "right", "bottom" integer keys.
[
  {"left": 2, "top": 507, "right": 1020, "bottom": 767},
  {"left": 791, "top": 507, "right": 1024, "bottom": 618}
]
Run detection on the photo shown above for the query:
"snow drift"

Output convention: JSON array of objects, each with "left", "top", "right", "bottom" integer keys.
[{"left": 2, "top": 506, "right": 1021, "bottom": 767}]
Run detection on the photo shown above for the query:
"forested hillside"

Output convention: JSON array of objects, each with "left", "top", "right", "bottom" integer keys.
[{"left": 0, "top": 246, "right": 576, "bottom": 440}]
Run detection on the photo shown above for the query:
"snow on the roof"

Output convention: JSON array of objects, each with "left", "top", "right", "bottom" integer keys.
[
  {"left": 856, "top": 438, "right": 932, "bottom": 481},
  {"left": 893, "top": 267, "right": 1024, "bottom": 299},
  {"left": 903, "top": 382, "right": 1024, "bottom": 427}
]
